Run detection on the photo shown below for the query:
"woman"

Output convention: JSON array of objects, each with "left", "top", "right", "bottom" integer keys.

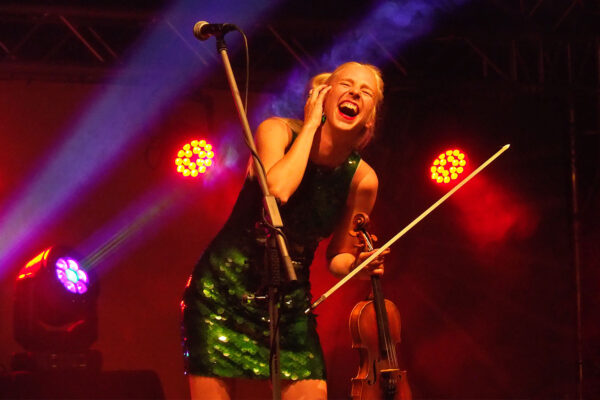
[{"left": 182, "top": 61, "right": 388, "bottom": 399}]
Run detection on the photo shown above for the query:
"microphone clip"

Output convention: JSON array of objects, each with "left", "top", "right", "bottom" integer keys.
[{"left": 193, "top": 21, "right": 237, "bottom": 41}]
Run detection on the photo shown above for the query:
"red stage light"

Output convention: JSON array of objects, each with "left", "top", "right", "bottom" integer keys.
[
  {"left": 175, "top": 139, "right": 214, "bottom": 178},
  {"left": 430, "top": 149, "right": 467, "bottom": 184}
]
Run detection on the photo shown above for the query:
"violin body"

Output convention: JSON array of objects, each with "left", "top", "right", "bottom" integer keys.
[{"left": 349, "top": 298, "right": 411, "bottom": 400}]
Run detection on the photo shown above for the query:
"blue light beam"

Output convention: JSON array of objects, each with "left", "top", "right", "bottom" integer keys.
[
  {"left": 0, "top": 0, "right": 274, "bottom": 275},
  {"left": 261, "top": 0, "right": 468, "bottom": 121}
]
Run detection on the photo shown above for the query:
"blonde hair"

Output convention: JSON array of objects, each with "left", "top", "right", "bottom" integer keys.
[
  {"left": 310, "top": 62, "right": 384, "bottom": 107},
  {"left": 301, "top": 62, "right": 384, "bottom": 149}
]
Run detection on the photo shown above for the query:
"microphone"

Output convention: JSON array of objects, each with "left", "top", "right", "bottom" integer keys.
[{"left": 193, "top": 21, "right": 236, "bottom": 41}]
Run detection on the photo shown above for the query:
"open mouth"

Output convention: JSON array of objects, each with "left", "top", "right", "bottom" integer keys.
[{"left": 338, "top": 101, "right": 359, "bottom": 119}]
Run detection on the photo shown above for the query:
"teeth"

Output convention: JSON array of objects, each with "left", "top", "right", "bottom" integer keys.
[
  {"left": 340, "top": 102, "right": 357, "bottom": 112},
  {"left": 339, "top": 101, "right": 358, "bottom": 116}
]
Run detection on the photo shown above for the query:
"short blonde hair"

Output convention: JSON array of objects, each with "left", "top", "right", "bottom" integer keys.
[{"left": 308, "top": 62, "right": 384, "bottom": 149}]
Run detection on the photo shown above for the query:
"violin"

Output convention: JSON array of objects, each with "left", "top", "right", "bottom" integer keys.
[{"left": 348, "top": 213, "right": 412, "bottom": 400}]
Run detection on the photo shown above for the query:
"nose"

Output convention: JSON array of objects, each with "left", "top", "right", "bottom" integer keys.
[{"left": 349, "top": 87, "right": 361, "bottom": 99}]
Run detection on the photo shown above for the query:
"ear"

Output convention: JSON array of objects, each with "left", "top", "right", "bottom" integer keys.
[{"left": 365, "top": 109, "right": 376, "bottom": 129}]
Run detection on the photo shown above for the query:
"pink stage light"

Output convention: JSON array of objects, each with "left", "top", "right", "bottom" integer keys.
[
  {"left": 175, "top": 139, "right": 215, "bottom": 178},
  {"left": 55, "top": 257, "right": 89, "bottom": 294}
]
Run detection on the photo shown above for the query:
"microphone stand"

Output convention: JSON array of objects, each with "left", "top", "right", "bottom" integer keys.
[{"left": 213, "top": 32, "right": 296, "bottom": 400}]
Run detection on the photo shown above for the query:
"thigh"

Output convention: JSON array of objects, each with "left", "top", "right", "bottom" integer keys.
[
  {"left": 189, "top": 376, "right": 232, "bottom": 400},
  {"left": 190, "top": 376, "right": 326, "bottom": 400},
  {"left": 282, "top": 379, "right": 327, "bottom": 400},
  {"left": 190, "top": 377, "right": 275, "bottom": 400}
]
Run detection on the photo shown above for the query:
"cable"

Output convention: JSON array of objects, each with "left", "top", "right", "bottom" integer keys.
[
  {"left": 268, "top": 306, "right": 282, "bottom": 380},
  {"left": 233, "top": 27, "right": 269, "bottom": 183}
]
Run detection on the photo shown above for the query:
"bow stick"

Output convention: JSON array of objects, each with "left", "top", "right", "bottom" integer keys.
[{"left": 307, "top": 144, "right": 511, "bottom": 313}]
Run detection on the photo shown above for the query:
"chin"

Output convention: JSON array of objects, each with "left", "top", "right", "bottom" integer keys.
[{"left": 334, "top": 115, "right": 368, "bottom": 133}]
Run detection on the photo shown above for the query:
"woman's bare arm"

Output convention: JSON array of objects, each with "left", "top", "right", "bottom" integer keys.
[
  {"left": 326, "top": 161, "right": 387, "bottom": 279},
  {"left": 252, "top": 85, "right": 331, "bottom": 204}
]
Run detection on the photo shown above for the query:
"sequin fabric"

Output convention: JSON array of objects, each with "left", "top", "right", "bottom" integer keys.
[{"left": 181, "top": 150, "right": 361, "bottom": 380}]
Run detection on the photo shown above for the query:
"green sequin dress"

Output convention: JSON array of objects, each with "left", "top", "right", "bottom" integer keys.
[{"left": 181, "top": 149, "right": 361, "bottom": 380}]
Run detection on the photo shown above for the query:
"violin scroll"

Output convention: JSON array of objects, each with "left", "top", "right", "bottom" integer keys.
[
  {"left": 350, "top": 213, "right": 378, "bottom": 250},
  {"left": 352, "top": 212, "right": 370, "bottom": 231}
]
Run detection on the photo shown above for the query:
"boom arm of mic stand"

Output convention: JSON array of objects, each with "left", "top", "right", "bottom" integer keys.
[{"left": 216, "top": 38, "right": 296, "bottom": 283}]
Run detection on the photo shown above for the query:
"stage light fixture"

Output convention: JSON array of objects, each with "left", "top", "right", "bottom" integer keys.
[
  {"left": 430, "top": 149, "right": 467, "bottom": 184},
  {"left": 14, "top": 246, "right": 99, "bottom": 353},
  {"left": 175, "top": 139, "right": 214, "bottom": 178}
]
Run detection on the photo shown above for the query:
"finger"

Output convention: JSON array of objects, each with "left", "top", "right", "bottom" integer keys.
[
  {"left": 308, "top": 85, "right": 327, "bottom": 98},
  {"left": 368, "top": 251, "right": 389, "bottom": 262},
  {"left": 316, "top": 85, "right": 332, "bottom": 100},
  {"left": 369, "top": 259, "right": 384, "bottom": 267},
  {"left": 365, "top": 249, "right": 387, "bottom": 259},
  {"left": 368, "top": 258, "right": 385, "bottom": 268}
]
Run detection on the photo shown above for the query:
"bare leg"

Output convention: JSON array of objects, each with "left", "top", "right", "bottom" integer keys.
[
  {"left": 189, "top": 376, "right": 326, "bottom": 400},
  {"left": 190, "top": 376, "right": 275, "bottom": 400},
  {"left": 282, "top": 379, "right": 327, "bottom": 400},
  {"left": 189, "top": 376, "right": 231, "bottom": 400}
]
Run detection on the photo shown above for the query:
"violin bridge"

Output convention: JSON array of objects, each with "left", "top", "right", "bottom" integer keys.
[{"left": 380, "top": 368, "right": 400, "bottom": 374}]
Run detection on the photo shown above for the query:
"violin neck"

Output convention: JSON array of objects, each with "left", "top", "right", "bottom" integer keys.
[
  {"left": 359, "top": 227, "right": 398, "bottom": 365},
  {"left": 370, "top": 275, "right": 395, "bottom": 363}
]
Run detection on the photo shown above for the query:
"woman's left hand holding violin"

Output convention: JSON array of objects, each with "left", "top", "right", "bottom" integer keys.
[{"left": 352, "top": 247, "right": 389, "bottom": 280}]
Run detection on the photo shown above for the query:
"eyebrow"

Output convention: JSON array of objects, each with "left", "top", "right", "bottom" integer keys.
[{"left": 339, "top": 78, "right": 374, "bottom": 91}]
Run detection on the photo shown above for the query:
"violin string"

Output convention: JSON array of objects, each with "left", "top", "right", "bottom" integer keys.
[
  {"left": 363, "top": 231, "right": 397, "bottom": 369},
  {"left": 383, "top": 301, "right": 397, "bottom": 369}
]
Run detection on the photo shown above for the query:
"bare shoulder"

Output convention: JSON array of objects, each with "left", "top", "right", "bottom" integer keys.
[
  {"left": 255, "top": 117, "right": 293, "bottom": 146},
  {"left": 251, "top": 117, "right": 295, "bottom": 176},
  {"left": 352, "top": 159, "right": 379, "bottom": 195}
]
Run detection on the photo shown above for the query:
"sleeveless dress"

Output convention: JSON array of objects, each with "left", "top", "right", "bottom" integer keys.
[{"left": 181, "top": 147, "right": 361, "bottom": 381}]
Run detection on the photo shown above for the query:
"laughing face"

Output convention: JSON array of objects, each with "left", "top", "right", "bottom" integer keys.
[{"left": 323, "top": 63, "right": 379, "bottom": 134}]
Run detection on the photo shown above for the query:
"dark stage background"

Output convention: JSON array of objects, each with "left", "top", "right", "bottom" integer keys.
[{"left": 0, "top": 1, "right": 599, "bottom": 399}]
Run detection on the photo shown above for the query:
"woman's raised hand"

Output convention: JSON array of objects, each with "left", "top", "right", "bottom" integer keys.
[{"left": 304, "top": 84, "right": 332, "bottom": 128}]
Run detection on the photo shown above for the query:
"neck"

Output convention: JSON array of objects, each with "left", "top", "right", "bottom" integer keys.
[{"left": 310, "top": 123, "right": 361, "bottom": 167}]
